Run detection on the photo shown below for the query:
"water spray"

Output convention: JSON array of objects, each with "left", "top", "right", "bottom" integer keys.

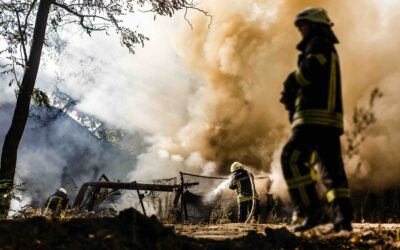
[{"left": 203, "top": 178, "right": 231, "bottom": 204}]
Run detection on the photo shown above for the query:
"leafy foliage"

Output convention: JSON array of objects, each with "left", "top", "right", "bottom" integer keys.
[
  {"left": 0, "top": 0, "right": 36, "bottom": 87},
  {"left": 0, "top": 180, "right": 25, "bottom": 219},
  {"left": 0, "top": 0, "right": 209, "bottom": 105}
]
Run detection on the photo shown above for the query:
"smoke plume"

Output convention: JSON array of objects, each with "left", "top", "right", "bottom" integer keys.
[{"left": 131, "top": 0, "right": 400, "bottom": 198}]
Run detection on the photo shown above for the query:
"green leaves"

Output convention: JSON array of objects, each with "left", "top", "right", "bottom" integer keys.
[
  {"left": 14, "top": 86, "right": 51, "bottom": 109},
  {"left": 32, "top": 88, "right": 51, "bottom": 109},
  {"left": 0, "top": 180, "right": 25, "bottom": 219}
]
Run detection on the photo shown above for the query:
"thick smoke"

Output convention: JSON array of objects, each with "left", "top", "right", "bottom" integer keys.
[
  {"left": 0, "top": 102, "right": 136, "bottom": 211},
  {"left": 131, "top": 0, "right": 400, "bottom": 198}
]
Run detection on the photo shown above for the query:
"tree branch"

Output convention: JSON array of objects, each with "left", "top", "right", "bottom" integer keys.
[
  {"left": 24, "top": 0, "right": 38, "bottom": 28},
  {"left": 14, "top": 9, "right": 28, "bottom": 63},
  {"left": 52, "top": 1, "right": 110, "bottom": 32},
  {"left": 186, "top": 5, "right": 212, "bottom": 29},
  {"left": 139, "top": 1, "right": 213, "bottom": 30},
  {"left": 10, "top": 56, "right": 21, "bottom": 87}
]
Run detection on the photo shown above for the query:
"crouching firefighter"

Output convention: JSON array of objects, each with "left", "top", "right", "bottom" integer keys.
[
  {"left": 280, "top": 7, "right": 353, "bottom": 232},
  {"left": 229, "top": 162, "right": 260, "bottom": 223},
  {"left": 44, "top": 188, "right": 69, "bottom": 216}
]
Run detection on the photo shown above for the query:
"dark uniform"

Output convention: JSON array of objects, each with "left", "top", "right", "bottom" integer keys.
[
  {"left": 280, "top": 21, "right": 353, "bottom": 231},
  {"left": 45, "top": 189, "right": 69, "bottom": 216},
  {"left": 229, "top": 169, "right": 260, "bottom": 222}
]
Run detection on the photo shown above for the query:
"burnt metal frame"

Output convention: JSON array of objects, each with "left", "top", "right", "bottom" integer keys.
[{"left": 72, "top": 180, "right": 199, "bottom": 216}]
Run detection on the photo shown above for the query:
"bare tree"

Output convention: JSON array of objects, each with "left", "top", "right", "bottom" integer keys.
[{"left": 0, "top": 0, "right": 209, "bottom": 214}]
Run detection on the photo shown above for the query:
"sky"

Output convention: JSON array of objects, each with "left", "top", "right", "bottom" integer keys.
[{"left": 1, "top": 0, "right": 400, "bottom": 207}]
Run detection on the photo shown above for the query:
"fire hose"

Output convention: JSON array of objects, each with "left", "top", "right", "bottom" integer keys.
[{"left": 245, "top": 172, "right": 257, "bottom": 224}]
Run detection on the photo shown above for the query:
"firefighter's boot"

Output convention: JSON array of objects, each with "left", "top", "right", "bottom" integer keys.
[{"left": 294, "top": 208, "right": 324, "bottom": 232}]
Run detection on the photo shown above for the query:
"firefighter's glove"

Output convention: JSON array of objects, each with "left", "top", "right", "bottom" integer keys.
[{"left": 280, "top": 72, "right": 298, "bottom": 122}]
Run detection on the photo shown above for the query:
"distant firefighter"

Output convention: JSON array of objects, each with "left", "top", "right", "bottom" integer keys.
[
  {"left": 229, "top": 162, "right": 260, "bottom": 223},
  {"left": 44, "top": 188, "right": 69, "bottom": 216}
]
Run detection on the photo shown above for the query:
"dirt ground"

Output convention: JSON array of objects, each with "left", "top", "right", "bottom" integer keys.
[
  {"left": 172, "top": 222, "right": 400, "bottom": 249},
  {"left": 0, "top": 208, "right": 399, "bottom": 249}
]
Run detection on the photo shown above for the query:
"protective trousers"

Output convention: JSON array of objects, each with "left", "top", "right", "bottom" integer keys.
[
  {"left": 281, "top": 126, "right": 353, "bottom": 224},
  {"left": 238, "top": 199, "right": 260, "bottom": 222}
]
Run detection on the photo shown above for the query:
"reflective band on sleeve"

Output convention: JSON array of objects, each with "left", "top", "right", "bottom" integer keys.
[
  {"left": 326, "top": 188, "right": 350, "bottom": 203},
  {"left": 307, "top": 53, "right": 327, "bottom": 65},
  {"left": 45, "top": 197, "right": 55, "bottom": 209},
  {"left": 328, "top": 52, "right": 337, "bottom": 112},
  {"left": 295, "top": 70, "right": 311, "bottom": 86},
  {"left": 316, "top": 54, "right": 327, "bottom": 65},
  {"left": 236, "top": 176, "right": 249, "bottom": 181}
]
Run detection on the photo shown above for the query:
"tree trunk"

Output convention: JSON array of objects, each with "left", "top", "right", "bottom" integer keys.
[{"left": 0, "top": 0, "right": 52, "bottom": 213}]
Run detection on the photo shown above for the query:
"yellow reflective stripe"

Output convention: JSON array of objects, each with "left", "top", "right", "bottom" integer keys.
[
  {"left": 316, "top": 54, "right": 327, "bottom": 65},
  {"left": 293, "top": 115, "right": 342, "bottom": 124},
  {"left": 328, "top": 53, "right": 337, "bottom": 112},
  {"left": 45, "top": 197, "right": 56, "bottom": 209},
  {"left": 56, "top": 199, "right": 62, "bottom": 212},
  {"left": 286, "top": 174, "right": 315, "bottom": 189},
  {"left": 289, "top": 150, "right": 310, "bottom": 206},
  {"left": 287, "top": 152, "right": 318, "bottom": 188},
  {"left": 295, "top": 115, "right": 342, "bottom": 123},
  {"left": 292, "top": 109, "right": 343, "bottom": 128},
  {"left": 238, "top": 195, "right": 251, "bottom": 202},
  {"left": 295, "top": 95, "right": 301, "bottom": 108},
  {"left": 309, "top": 151, "right": 317, "bottom": 166},
  {"left": 292, "top": 117, "right": 343, "bottom": 129},
  {"left": 326, "top": 188, "right": 350, "bottom": 203},
  {"left": 307, "top": 53, "right": 327, "bottom": 65},
  {"left": 294, "top": 109, "right": 343, "bottom": 120},
  {"left": 237, "top": 193, "right": 260, "bottom": 203},
  {"left": 310, "top": 167, "right": 318, "bottom": 181},
  {"left": 295, "top": 70, "right": 311, "bottom": 86},
  {"left": 289, "top": 151, "right": 301, "bottom": 178},
  {"left": 304, "top": 151, "right": 317, "bottom": 167}
]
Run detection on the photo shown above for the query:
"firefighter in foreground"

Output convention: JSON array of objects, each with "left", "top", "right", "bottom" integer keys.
[
  {"left": 280, "top": 7, "right": 353, "bottom": 232},
  {"left": 44, "top": 188, "right": 69, "bottom": 216},
  {"left": 229, "top": 162, "right": 260, "bottom": 223}
]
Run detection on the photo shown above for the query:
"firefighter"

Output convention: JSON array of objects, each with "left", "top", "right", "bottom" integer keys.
[
  {"left": 44, "top": 188, "right": 69, "bottom": 216},
  {"left": 229, "top": 162, "right": 260, "bottom": 223},
  {"left": 280, "top": 7, "right": 353, "bottom": 232}
]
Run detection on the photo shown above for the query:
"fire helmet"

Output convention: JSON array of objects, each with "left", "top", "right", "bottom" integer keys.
[
  {"left": 58, "top": 188, "right": 68, "bottom": 195},
  {"left": 230, "top": 161, "right": 244, "bottom": 173},
  {"left": 295, "top": 7, "right": 333, "bottom": 27}
]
